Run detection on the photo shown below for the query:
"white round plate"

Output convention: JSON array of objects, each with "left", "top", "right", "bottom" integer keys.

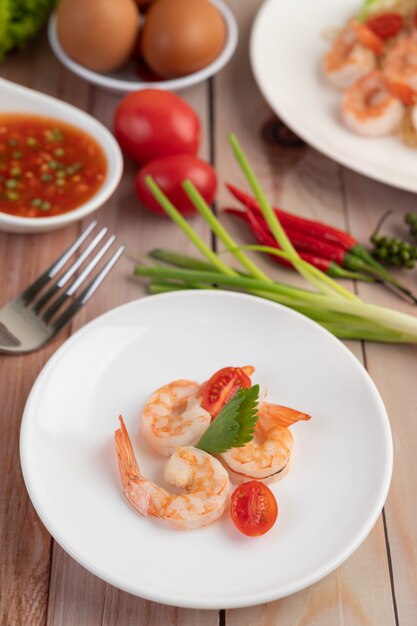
[
  {"left": 48, "top": 0, "right": 238, "bottom": 94},
  {"left": 20, "top": 291, "right": 392, "bottom": 609},
  {"left": 251, "top": 0, "right": 417, "bottom": 194}
]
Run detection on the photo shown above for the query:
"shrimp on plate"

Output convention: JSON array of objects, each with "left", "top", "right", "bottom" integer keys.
[
  {"left": 141, "top": 366, "right": 255, "bottom": 456},
  {"left": 342, "top": 70, "right": 404, "bottom": 136},
  {"left": 383, "top": 35, "right": 417, "bottom": 97},
  {"left": 322, "top": 20, "right": 381, "bottom": 90},
  {"left": 221, "top": 403, "right": 311, "bottom": 484},
  {"left": 115, "top": 416, "right": 230, "bottom": 529},
  {"left": 141, "top": 380, "right": 211, "bottom": 456},
  {"left": 382, "top": 35, "right": 417, "bottom": 130}
]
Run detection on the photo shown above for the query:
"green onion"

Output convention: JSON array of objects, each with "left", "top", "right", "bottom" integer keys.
[
  {"left": 137, "top": 136, "right": 417, "bottom": 344},
  {"left": 5, "top": 179, "right": 17, "bottom": 189},
  {"left": 144, "top": 176, "right": 237, "bottom": 277},
  {"left": 12, "top": 151, "right": 22, "bottom": 159},
  {"left": 10, "top": 167, "right": 21, "bottom": 177},
  {"left": 47, "top": 128, "right": 64, "bottom": 142},
  {"left": 182, "top": 180, "right": 271, "bottom": 282},
  {"left": 66, "top": 162, "right": 82, "bottom": 175}
]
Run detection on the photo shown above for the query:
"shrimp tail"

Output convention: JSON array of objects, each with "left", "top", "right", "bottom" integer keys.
[
  {"left": 259, "top": 403, "right": 311, "bottom": 429},
  {"left": 115, "top": 415, "right": 141, "bottom": 485}
]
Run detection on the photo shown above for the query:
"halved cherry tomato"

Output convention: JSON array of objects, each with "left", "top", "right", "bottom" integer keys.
[
  {"left": 366, "top": 13, "right": 404, "bottom": 39},
  {"left": 202, "top": 366, "right": 252, "bottom": 419},
  {"left": 231, "top": 481, "right": 278, "bottom": 537}
]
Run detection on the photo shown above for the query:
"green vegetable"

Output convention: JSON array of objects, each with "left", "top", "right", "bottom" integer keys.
[
  {"left": 371, "top": 233, "right": 417, "bottom": 269},
  {"left": 134, "top": 134, "right": 417, "bottom": 344},
  {"left": 0, "top": 0, "right": 57, "bottom": 60},
  {"left": 357, "top": 0, "right": 392, "bottom": 21},
  {"left": 406, "top": 212, "right": 417, "bottom": 240},
  {"left": 370, "top": 211, "right": 417, "bottom": 269},
  {"left": 196, "top": 386, "right": 260, "bottom": 454}
]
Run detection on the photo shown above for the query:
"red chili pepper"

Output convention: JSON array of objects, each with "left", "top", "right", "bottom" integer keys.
[
  {"left": 226, "top": 184, "right": 417, "bottom": 302},
  {"left": 243, "top": 206, "right": 346, "bottom": 263},
  {"left": 227, "top": 207, "right": 368, "bottom": 280},
  {"left": 226, "top": 183, "right": 356, "bottom": 250}
]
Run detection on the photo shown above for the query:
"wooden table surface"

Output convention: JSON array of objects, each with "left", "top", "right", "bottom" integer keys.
[{"left": 1, "top": 2, "right": 417, "bottom": 625}]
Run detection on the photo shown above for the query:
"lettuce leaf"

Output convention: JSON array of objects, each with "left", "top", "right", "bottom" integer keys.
[{"left": 0, "top": 0, "right": 57, "bottom": 60}]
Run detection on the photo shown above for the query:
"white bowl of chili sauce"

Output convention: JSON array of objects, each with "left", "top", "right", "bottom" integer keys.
[{"left": 0, "top": 78, "right": 123, "bottom": 233}]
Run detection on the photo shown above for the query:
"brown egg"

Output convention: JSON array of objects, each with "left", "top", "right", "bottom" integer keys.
[
  {"left": 141, "top": 0, "right": 227, "bottom": 78},
  {"left": 134, "top": 0, "right": 153, "bottom": 8},
  {"left": 57, "top": 0, "right": 140, "bottom": 73}
]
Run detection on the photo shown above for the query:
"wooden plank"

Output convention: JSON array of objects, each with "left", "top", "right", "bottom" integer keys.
[
  {"left": 47, "top": 546, "right": 219, "bottom": 626},
  {"left": 215, "top": 1, "right": 396, "bottom": 624},
  {"left": 345, "top": 170, "right": 417, "bottom": 626},
  {"left": 44, "top": 71, "right": 218, "bottom": 626},
  {"left": 0, "top": 36, "right": 83, "bottom": 626}
]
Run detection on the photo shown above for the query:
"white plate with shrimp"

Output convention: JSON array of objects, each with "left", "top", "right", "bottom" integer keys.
[
  {"left": 251, "top": 0, "right": 417, "bottom": 194},
  {"left": 20, "top": 290, "right": 392, "bottom": 609}
]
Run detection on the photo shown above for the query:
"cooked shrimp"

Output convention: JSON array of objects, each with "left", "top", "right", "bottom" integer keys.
[
  {"left": 411, "top": 103, "right": 417, "bottom": 132},
  {"left": 221, "top": 403, "right": 310, "bottom": 483},
  {"left": 383, "top": 36, "right": 417, "bottom": 95},
  {"left": 115, "top": 417, "right": 230, "bottom": 530},
  {"left": 342, "top": 70, "right": 404, "bottom": 136},
  {"left": 142, "top": 380, "right": 211, "bottom": 456},
  {"left": 323, "top": 21, "right": 377, "bottom": 90}
]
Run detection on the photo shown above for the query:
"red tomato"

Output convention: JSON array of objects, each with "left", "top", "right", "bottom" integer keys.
[
  {"left": 231, "top": 481, "right": 278, "bottom": 537},
  {"left": 135, "top": 154, "right": 217, "bottom": 216},
  {"left": 202, "top": 366, "right": 251, "bottom": 418},
  {"left": 366, "top": 13, "right": 404, "bottom": 39},
  {"left": 114, "top": 89, "right": 200, "bottom": 165}
]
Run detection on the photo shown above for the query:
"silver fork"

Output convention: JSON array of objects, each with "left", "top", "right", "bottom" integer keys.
[{"left": 0, "top": 221, "right": 125, "bottom": 354}]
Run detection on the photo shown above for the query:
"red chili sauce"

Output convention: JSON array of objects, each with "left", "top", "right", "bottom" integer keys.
[{"left": 0, "top": 115, "right": 107, "bottom": 218}]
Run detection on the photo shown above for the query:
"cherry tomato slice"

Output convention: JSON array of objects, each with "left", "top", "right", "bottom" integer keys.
[
  {"left": 202, "top": 366, "right": 252, "bottom": 419},
  {"left": 366, "top": 13, "right": 404, "bottom": 39},
  {"left": 231, "top": 481, "right": 278, "bottom": 537}
]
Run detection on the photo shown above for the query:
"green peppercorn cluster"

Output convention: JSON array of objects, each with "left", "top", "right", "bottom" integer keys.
[
  {"left": 370, "top": 233, "right": 417, "bottom": 268},
  {"left": 405, "top": 213, "right": 417, "bottom": 240}
]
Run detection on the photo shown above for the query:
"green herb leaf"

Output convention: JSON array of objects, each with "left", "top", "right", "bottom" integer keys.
[
  {"left": 196, "top": 385, "right": 259, "bottom": 454},
  {"left": 233, "top": 384, "right": 260, "bottom": 447},
  {"left": 357, "top": 0, "right": 381, "bottom": 21}
]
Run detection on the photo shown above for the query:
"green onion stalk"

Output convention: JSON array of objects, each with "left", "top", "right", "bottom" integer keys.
[{"left": 133, "top": 134, "right": 417, "bottom": 345}]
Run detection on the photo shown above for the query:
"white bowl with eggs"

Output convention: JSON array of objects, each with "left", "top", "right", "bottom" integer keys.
[
  {"left": 47, "top": 0, "right": 238, "bottom": 93},
  {"left": 0, "top": 78, "right": 123, "bottom": 234}
]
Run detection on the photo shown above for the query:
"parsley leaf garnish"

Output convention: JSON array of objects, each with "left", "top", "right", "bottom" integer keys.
[{"left": 196, "top": 385, "right": 259, "bottom": 454}]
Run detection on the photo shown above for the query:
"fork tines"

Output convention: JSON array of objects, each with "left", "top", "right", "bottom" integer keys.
[{"left": 22, "top": 221, "right": 125, "bottom": 328}]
